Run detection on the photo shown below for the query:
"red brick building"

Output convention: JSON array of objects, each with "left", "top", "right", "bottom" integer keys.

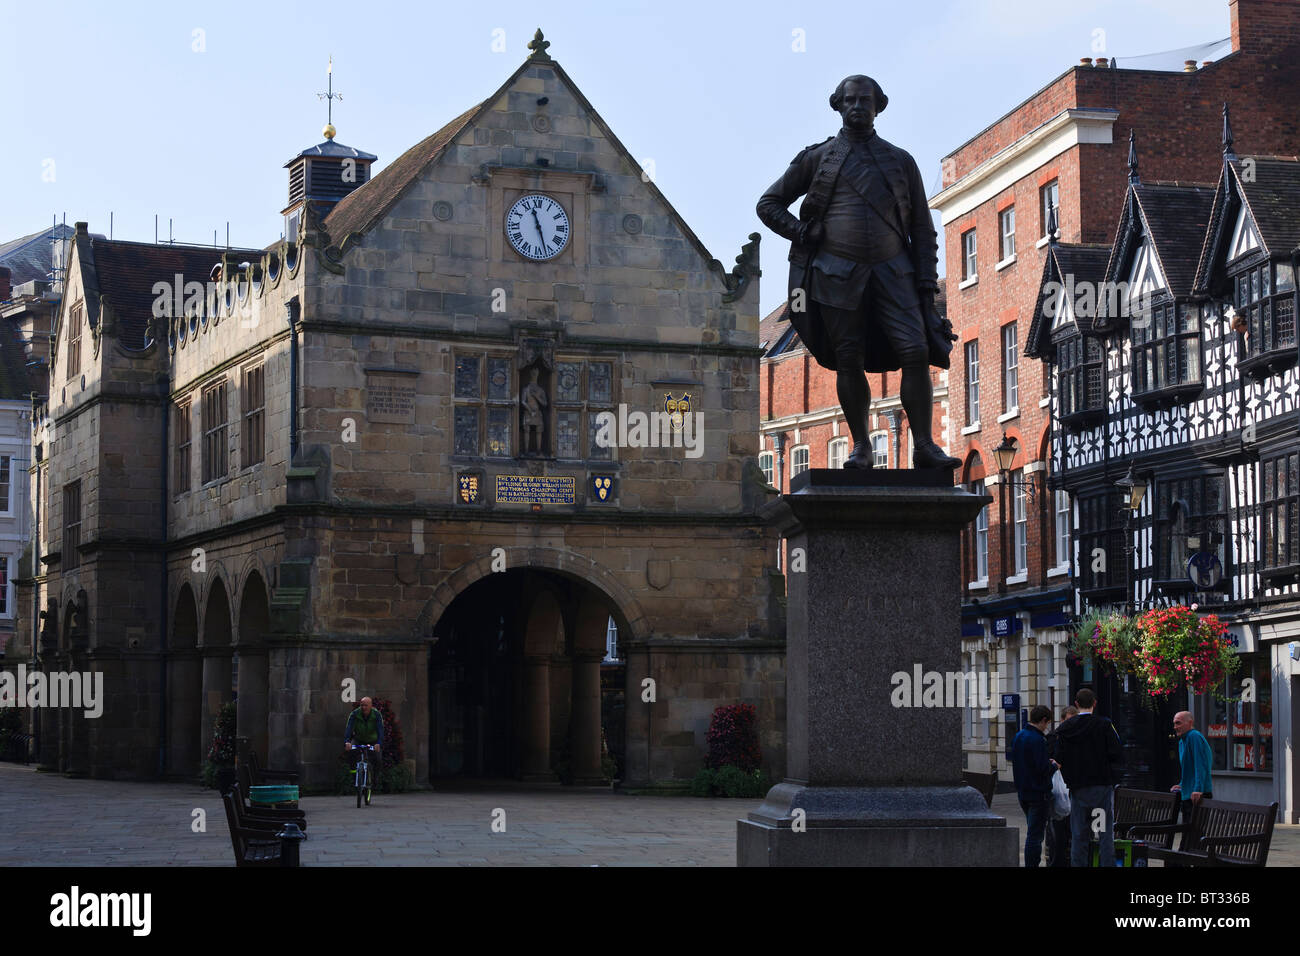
[
  {"left": 929, "top": 0, "right": 1300, "bottom": 775},
  {"left": 757, "top": 289, "right": 950, "bottom": 493}
]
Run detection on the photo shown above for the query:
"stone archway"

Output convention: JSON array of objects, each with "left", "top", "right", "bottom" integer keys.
[
  {"left": 167, "top": 583, "right": 202, "bottom": 776},
  {"left": 199, "top": 579, "right": 233, "bottom": 759},
  {"left": 427, "top": 565, "right": 623, "bottom": 785},
  {"left": 236, "top": 571, "right": 271, "bottom": 765}
]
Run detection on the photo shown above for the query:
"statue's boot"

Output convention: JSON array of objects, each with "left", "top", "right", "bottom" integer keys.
[
  {"left": 914, "top": 441, "right": 960, "bottom": 470},
  {"left": 901, "top": 362, "right": 960, "bottom": 471},
  {"left": 843, "top": 441, "right": 873, "bottom": 469}
]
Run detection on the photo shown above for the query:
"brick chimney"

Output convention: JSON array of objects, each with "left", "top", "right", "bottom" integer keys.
[
  {"left": 0, "top": 267, "right": 10, "bottom": 302},
  {"left": 1230, "top": 0, "right": 1300, "bottom": 55}
]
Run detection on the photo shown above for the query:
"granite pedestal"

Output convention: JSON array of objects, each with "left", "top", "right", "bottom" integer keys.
[{"left": 737, "top": 469, "right": 1018, "bottom": 866}]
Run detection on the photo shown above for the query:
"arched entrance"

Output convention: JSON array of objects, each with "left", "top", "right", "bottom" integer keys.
[
  {"left": 199, "top": 580, "right": 233, "bottom": 757},
  {"left": 236, "top": 571, "right": 271, "bottom": 764},
  {"left": 429, "top": 568, "right": 620, "bottom": 784},
  {"left": 167, "top": 583, "right": 202, "bottom": 776}
]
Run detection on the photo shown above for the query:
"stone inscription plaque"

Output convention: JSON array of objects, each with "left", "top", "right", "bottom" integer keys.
[
  {"left": 495, "top": 475, "right": 576, "bottom": 504},
  {"left": 366, "top": 373, "right": 417, "bottom": 424}
]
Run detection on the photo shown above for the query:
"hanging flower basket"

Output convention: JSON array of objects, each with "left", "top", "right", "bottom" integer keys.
[
  {"left": 1133, "top": 604, "right": 1239, "bottom": 699},
  {"left": 1070, "top": 610, "right": 1139, "bottom": 676}
]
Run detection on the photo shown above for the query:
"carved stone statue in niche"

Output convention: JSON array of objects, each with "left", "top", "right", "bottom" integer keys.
[{"left": 520, "top": 365, "right": 550, "bottom": 455}]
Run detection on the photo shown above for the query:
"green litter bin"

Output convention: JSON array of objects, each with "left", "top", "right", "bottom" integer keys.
[
  {"left": 249, "top": 784, "right": 299, "bottom": 808},
  {"left": 1090, "top": 837, "right": 1149, "bottom": 867}
]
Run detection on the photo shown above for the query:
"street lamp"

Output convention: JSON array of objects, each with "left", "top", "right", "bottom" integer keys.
[
  {"left": 993, "top": 433, "right": 1037, "bottom": 593},
  {"left": 1114, "top": 465, "right": 1147, "bottom": 513},
  {"left": 1113, "top": 465, "right": 1148, "bottom": 604}
]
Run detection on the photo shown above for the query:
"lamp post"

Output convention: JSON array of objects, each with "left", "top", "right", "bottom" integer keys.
[
  {"left": 993, "top": 433, "right": 1037, "bottom": 594},
  {"left": 1114, "top": 465, "right": 1148, "bottom": 604}
]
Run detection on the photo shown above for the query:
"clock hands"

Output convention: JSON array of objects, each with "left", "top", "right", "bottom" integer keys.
[{"left": 528, "top": 207, "right": 548, "bottom": 255}]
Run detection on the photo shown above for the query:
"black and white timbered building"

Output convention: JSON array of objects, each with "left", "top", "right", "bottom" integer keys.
[{"left": 1026, "top": 112, "right": 1300, "bottom": 819}]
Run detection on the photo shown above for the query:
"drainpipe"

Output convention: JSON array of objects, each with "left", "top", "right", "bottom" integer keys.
[
  {"left": 30, "top": 399, "right": 41, "bottom": 755},
  {"left": 157, "top": 391, "right": 169, "bottom": 776},
  {"left": 287, "top": 298, "right": 300, "bottom": 464}
]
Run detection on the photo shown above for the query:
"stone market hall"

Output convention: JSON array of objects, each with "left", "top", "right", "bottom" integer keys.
[{"left": 8, "top": 34, "right": 785, "bottom": 790}]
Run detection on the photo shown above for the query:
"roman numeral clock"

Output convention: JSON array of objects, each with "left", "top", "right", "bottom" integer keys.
[{"left": 506, "top": 193, "right": 570, "bottom": 260}]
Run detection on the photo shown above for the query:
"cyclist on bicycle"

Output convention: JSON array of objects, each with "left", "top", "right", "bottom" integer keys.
[{"left": 344, "top": 696, "right": 385, "bottom": 774}]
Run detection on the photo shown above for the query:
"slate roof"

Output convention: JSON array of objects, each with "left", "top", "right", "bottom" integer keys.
[
  {"left": 1104, "top": 182, "right": 1215, "bottom": 303},
  {"left": 284, "top": 138, "right": 378, "bottom": 165},
  {"left": 1194, "top": 155, "right": 1300, "bottom": 292},
  {"left": 0, "top": 224, "right": 76, "bottom": 287},
  {"left": 77, "top": 238, "right": 260, "bottom": 350},
  {"left": 757, "top": 303, "right": 788, "bottom": 356},
  {"left": 1024, "top": 242, "right": 1112, "bottom": 358},
  {"left": 1235, "top": 156, "right": 1300, "bottom": 255}
]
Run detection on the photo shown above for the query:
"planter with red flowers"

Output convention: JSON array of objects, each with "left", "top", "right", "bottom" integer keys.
[{"left": 1133, "top": 604, "right": 1239, "bottom": 700}]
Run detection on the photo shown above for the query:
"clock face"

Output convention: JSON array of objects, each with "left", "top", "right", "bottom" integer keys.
[{"left": 506, "top": 194, "right": 570, "bottom": 260}]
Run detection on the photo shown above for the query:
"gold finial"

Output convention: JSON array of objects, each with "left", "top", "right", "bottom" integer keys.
[
  {"left": 527, "top": 28, "right": 552, "bottom": 60},
  {"left": 323, "top": 123, "right": 336, "bottom": 140}
]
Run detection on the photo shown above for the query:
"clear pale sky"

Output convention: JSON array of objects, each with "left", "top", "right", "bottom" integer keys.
[{"left": 2, "top": 0, "right": 1229, "bottom": 317}]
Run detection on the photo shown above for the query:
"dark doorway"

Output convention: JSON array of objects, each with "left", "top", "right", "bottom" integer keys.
[
  {"left": 429, "top": 573, "right": 521, "bottom": 778},
  {"left": 1067, "top": 661, "right": 1185, "bottom": 790},
  {"left": 428, "top": 568, "right": 618, "bottom": 785}
]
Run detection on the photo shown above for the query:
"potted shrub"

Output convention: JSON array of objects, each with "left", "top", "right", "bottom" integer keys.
[{"left": 202, "top": 701, "right": 237, "bottom": 791}]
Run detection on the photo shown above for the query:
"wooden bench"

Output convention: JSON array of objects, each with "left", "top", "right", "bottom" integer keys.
[
  {"left": 1113, "top": 787, "right": 1180, "bottom": 850},
  {"left": 234, "top": 781, "right": 307, "bottom": 832},
  {"left": 248, "top": 750, "right": 299, "bottom": 787},
  {"left": 222, "top": 790, "right": 282, "bottom": 867},
  {"left": 961, "top": 770, "right": 997, "bottom": 808},
  {"left": 1131, "top": 798, "right": 1279, "bottom": 867}
]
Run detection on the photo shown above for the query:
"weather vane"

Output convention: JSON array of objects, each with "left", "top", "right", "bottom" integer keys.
[{"left": 317, "top": 55, "right": 342, "bottom": 139}]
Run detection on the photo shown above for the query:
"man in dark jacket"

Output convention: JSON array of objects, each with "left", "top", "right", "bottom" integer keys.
[
  {"left": 1011, "top": 704, "right": 1056, "bottom": 867},
  {"left": 756, "top": 74, "right": 958, "bottom": 471},
  {"left": 1045, "top": 705, "right": 1077, "bottom": 866},
  {"left": 1054, "top": 688, "right": 1124, "bottom": 867}
]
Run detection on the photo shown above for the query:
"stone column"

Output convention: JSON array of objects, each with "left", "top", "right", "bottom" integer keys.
[
  {"left": 570, "top": 653, "right": 605, "bottom": 785},
  {"left": 521, "top": 655, "right": 553, "bottom": 782},
  {"left": 199, "top": 648, "right": 233, "bottom": 758},
  {"left": 737, "top": 470, "right": 1018, "bottom": 866},
  {"left": 235, "top": 648, "right": 269, "bottom": 764}
]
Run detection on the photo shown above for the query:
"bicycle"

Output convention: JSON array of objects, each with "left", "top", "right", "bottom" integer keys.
[{"left": 349, "top": 744, "right": 376, "bottom": 807}]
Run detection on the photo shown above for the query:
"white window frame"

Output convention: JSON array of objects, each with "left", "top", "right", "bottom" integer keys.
[
  {"left": 1013, "top": 469, "right": 1029, "bottom": 576},
  {"left": 870, "top": 432, "right": 889, "bottom": 467},
  {"left": 0, "top": 454, "right": 12, "bottom": 517},
  {"left": 791, "top": 445, "right": 810, "bottom": 478},
  {"left": 962, "top": 229, "right": 978, "bottom": 282},
  {"left": 965, "top": 341, "right": 980, "bottom": 426},
  {"left": 1040, "top": 180, "right": 1059, "bottom": 238},
  {"left": 604, "top": 615, "right": 619, "bottom": 662},
  {"left": 1053, "top": 487, "right": 1071, "bottom": 573},
  {"left": 971, "top": 479, "right": 989, "bottom": 586},
  {"left": 999, "top": 206, "right": 1016, "bottom": 262},
  {"left": 758, "top": 450, "right": 774, "bottom": 486},
  {"left": 1002, "top": 323, "right": 1019, "bottom": 415},
  {"left": 828, "top": 437, "right": 849, "bottom": 471}
]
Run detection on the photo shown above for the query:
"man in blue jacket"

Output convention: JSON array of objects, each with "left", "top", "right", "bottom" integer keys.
[
  {"left": 1011, "top": 704, "right": 1057, "bottom": 867},
  {"left": 1171, "top": 711, "right": 1213, "bottom": 820}
]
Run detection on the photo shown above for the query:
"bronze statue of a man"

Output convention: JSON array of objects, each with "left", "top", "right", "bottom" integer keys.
[{"left": 757, "top": 74, "right": 960, "bottom": 471}]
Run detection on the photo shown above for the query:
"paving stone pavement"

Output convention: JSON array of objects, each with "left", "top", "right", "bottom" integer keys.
[
  {"left": 0, "top": 764, "right": 742, "bottom": 866},
  {"left": 4, "top": 765, "right": 1295, "bottom": 866}
]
